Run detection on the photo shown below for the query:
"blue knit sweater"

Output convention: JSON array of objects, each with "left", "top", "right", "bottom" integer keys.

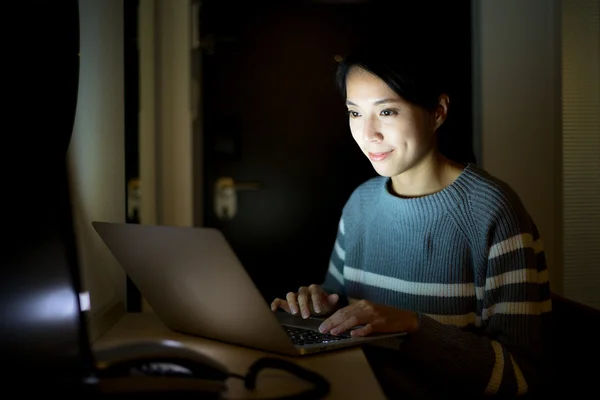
[{"left": 322, "top": 163, "right": 551, "bottom": 396}]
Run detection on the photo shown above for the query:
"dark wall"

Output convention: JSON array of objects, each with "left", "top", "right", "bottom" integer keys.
[{"left": 2, "top": 0, "right": 94, "bottom": 392}]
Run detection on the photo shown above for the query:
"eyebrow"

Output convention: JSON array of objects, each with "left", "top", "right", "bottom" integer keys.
[{"left": 346, "top": 98, "right": 401, "bottom": 106}]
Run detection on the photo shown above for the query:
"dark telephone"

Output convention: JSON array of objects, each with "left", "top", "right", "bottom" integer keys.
[{"left": 93, "top": 341, "right": 329, "bottom": 399}]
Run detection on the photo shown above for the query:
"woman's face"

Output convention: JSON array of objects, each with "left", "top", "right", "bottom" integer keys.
[{"left": 345, "top": 67, "right": 445, "bottom": 178}]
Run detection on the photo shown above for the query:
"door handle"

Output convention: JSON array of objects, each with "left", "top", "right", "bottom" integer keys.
[{"left": 214, "top": 177, "right": 262, "bottom": 220}]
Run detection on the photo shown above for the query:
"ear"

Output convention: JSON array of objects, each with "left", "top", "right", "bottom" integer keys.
[{"left": 433, "top": 94, "right": 450, "bottom": 131}]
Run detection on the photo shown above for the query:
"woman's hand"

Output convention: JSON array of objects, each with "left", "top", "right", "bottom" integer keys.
[
  {"left": 271, "top": 284, "right": 340, "bottom": 318},
  {"left": 318, "top": 299, "right": 420, "bottom": 337}
]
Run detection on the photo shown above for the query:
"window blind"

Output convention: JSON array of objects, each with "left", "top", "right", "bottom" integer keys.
[{"left": 562, "top": 0, "right": 600, "bottom": 309}]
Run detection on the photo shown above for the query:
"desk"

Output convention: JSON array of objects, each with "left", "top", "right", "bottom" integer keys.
[{"left": 93, "top": 313, "right": 387, "bottom": 399}]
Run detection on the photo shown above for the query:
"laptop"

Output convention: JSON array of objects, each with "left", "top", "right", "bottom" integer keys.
[{"left": 92, "top": 221, "right": 405, "bottom": 356}]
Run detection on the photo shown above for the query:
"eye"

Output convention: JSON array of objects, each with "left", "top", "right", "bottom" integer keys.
[
  {"left": 347, "top": 110, "right": 361, "bottom": 119},
  {"left": 380, "top": 109, "right": 397, "bottom": 117}
]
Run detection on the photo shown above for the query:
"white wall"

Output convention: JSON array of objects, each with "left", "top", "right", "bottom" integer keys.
[
  {"left": 68, "top": 0, "right": 126, "bottom": 341},
  {"left": 473, "top": 0, "right": 562, "bottom": 292},
  {"left": 474, "top": 0, "right": 563, "bottom": 291}
]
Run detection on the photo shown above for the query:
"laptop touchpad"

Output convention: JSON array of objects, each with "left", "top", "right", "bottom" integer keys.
[{"left": 275, "top": 311, "right": 324, "bottom": 331}]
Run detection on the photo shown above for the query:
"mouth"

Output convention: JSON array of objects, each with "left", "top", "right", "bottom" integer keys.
[{"left": 367, "top": 150, "right": 394, "bottom": 162}]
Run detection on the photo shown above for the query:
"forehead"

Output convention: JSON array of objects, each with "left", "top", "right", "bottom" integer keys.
[{"left": 345, "top": 67, "right": 399, "bottom": 101}]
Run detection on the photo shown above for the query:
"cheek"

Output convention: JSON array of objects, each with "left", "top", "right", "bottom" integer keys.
[
  {"left": 349, "top": 120, "right": 363, "bottom": 143},
  {"left": 387, "top": 118, "right": 424, "bottom": 142}
]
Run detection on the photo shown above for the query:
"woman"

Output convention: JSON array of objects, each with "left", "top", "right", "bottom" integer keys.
[{"left": 271, "top": 45, "right": 551, "bottom": 397}]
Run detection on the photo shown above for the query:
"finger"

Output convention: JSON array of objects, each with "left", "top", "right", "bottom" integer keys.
[
  {"left": 296, "top": 287, "right": 310, "bottom": 319},
  {"left": 319, "top": 306, "right": 353, "bottom": 333},
  {"left": 271, "top": 298, "right": 291, "bottom": 314},
  {"left": 327, "top": 293, "right": 339, "bottom": 306},
  {"left": 270, "top": 299, "right": 279, "bottom": 312},
  {"left": 309, "top": 284, "right": 322, "bottom": 314},
  {"left": 350, "top": 323, "right": 374, "bottom": 337},
  {"left": 286, "top": 292, "right": 299, "bottom": 315},
  {"left": 329, "top": 315, "right": 360, "bottom": 336}
]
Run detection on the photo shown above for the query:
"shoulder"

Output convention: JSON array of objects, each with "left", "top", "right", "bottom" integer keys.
[
  {"left": 338, "top": 175, "right": 385, "bottom": 230},
  {"left": 342, "top": 175, "right": 386, "bottom": 214},
  {"left": 462, "top": 164, "right": 535, "bottom": 233}
]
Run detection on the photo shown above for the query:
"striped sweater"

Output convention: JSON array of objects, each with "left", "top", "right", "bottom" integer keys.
[{"left": 322, "top": 164, "right": 552, "bottom": 396}]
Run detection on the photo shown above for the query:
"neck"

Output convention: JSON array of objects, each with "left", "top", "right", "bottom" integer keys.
[{"left": 390, "top": 151, "right": 463, "bottom": 198}]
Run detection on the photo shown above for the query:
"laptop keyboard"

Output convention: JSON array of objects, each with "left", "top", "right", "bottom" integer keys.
[{"left": 283, "top": 326, "right": 351, "bottom": 346}]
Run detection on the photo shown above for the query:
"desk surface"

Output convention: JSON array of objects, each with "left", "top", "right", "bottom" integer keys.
[{"left": 93, "top": 313, "right": 386, "bottom": 400}]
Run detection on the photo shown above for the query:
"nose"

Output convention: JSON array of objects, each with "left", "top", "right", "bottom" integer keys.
[{"left": 362, "top": 117, "right": 383, "bottom": 143}]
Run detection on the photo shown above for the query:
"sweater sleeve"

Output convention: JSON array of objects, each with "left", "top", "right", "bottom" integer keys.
[
  {"left": 321, "top": 216, "right": 348, "bottom": 302},
  {"left": 399, "top": 198, "right": 552, "bottom": 396}
]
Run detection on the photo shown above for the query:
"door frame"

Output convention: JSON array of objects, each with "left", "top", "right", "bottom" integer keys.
[{"left": 138, "top": 0, "right": 198, "bottom": 229}]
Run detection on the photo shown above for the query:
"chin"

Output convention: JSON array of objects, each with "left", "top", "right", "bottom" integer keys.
[
  {"left": 370, "top": 158, "right": 414, "bottom": 177},
  {"left": 370, "top": 163, "right": 398, "bottom": 177}
]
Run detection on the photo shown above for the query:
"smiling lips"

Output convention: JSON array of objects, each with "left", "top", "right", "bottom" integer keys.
[{"left": 367, "top": 150, "right": 393, "bottom": 161}]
